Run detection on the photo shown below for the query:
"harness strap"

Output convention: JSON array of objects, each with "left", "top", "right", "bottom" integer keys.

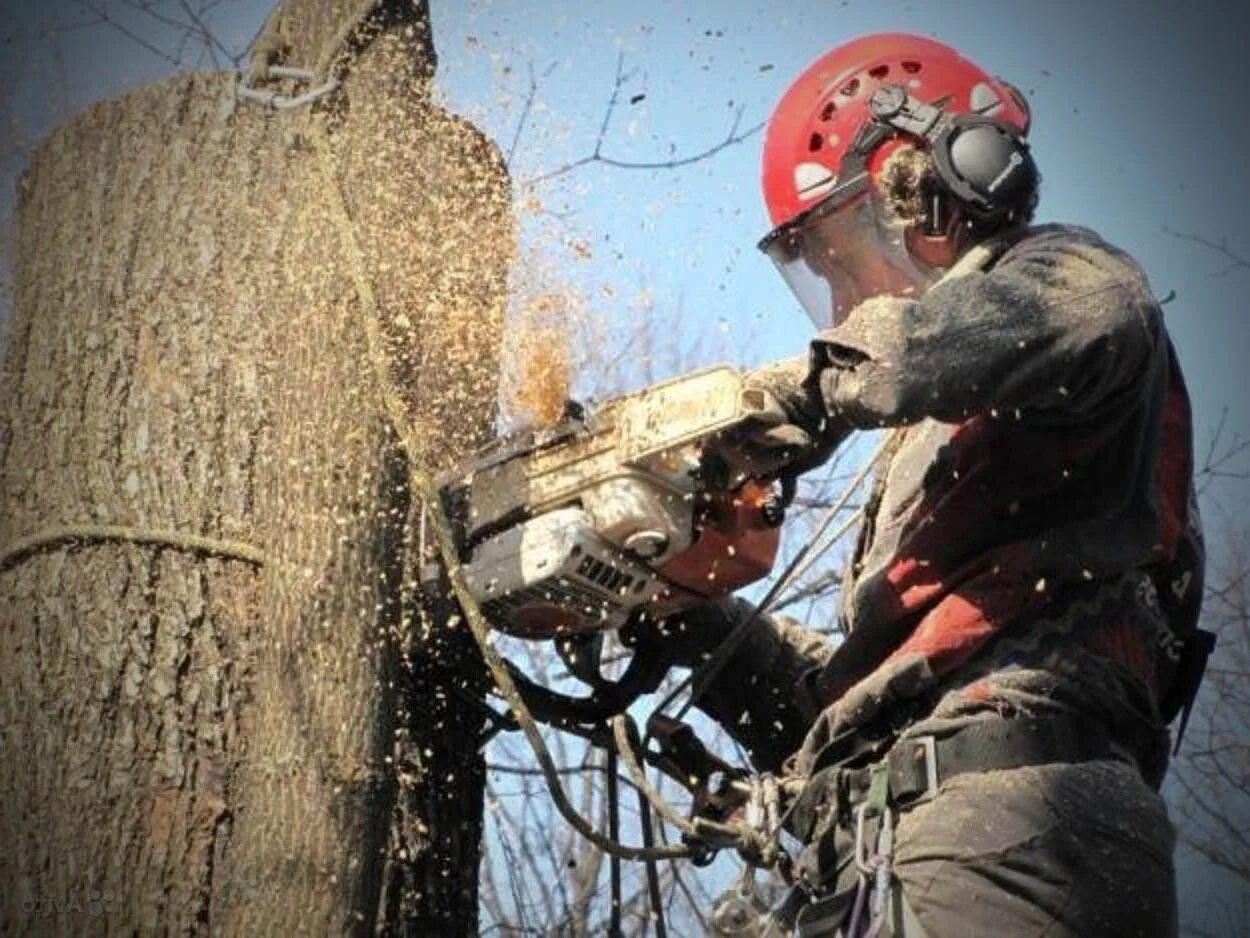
[
  {"left": 791, "top": 715, "right": 1128, "bottom": 934},
  {"left": 792, "top": 714, "right": 1125, "bottom": 840},
  {"left": 879, "top": 714, "right": 1124, "bottom": 808}
]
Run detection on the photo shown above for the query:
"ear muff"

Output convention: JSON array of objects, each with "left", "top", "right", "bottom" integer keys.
[
  {"left": 930, "top": 115, "right": 1036, "bottom": 223},
  {"left": 862, "top": 84, "right": 1037, "bottom": 226}
]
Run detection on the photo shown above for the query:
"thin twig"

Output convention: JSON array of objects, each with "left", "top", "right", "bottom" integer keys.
[
  {"left": 506, "top": 60, "right": 558, "bottom": 169},
  {"left": 1196, "top": 407, "right": 1250, "bottom": 495},
  {"left": 771, "top": 568, "right": 841, "bottom": 612},
  {"left": 75, "top": 0, "right": 181, "bottom": 66},
  {"left": 524, "top": 52, "right": 764, "bottom": 187},
  {"left": 1, "top": 14, "right": 106, "bottom": 43},
  {"left": 177, "top": 0, "right": 232, "bottom": 68},
  {"left": 1163, "top": 226, "right": 1250, "bottom": 277}
]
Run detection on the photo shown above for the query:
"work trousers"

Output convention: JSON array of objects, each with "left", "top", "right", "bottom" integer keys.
[{"left": 796, "top": 759, "right": 1177, "bottom": 937}]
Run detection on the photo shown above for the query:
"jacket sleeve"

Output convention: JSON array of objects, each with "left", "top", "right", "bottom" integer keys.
[
  {"left": 692, "top": 599, "right": 834, "bottom": 772},
  {"left": 809, "top": 228, "right": 1161, "bottom": 427}
]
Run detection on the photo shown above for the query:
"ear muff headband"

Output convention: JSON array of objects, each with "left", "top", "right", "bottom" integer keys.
[{"left": 856, "top": 83, "right": 1037, "bottom": 224}]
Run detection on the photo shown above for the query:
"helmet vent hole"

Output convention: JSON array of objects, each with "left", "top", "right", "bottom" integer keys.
[
  {"left": 820, "top": 101, "right": 837, "bottom": 121},
  {"left": 840, "top": 78, "right": 860, "bottom": 96},
  {"left": 868, "top": 65, "right": 889, "bottom": 79},
  {"left": 901, "top": 60, "right": 922, "bottom": 74},
  {"left": 808, "top": 132, "right": 823, "bottom": 152}
]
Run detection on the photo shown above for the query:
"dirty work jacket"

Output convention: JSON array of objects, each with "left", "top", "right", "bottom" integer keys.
[
  {"left": 701, "top": 224, "right": 1203, "bottom": 786},
  {"left": 692, "top": 224, "right": 1201, "bottom": 936}
]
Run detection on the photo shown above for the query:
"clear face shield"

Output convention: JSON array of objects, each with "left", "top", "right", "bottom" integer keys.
[{"left": 759, "top": 173, "right": 939, "bottom": 329}]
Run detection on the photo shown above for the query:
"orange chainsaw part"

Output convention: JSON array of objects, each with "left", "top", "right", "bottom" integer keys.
[
  {"left": 654, "top": 480, "right": 781, "bottom": 613},
  {"left": 509, "top": 603, "right": 585, "bottom": 639}
]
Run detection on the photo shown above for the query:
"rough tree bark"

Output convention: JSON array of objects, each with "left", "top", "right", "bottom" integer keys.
[{"left": 0, "top": 0, "right": 511, "bottom": 933}]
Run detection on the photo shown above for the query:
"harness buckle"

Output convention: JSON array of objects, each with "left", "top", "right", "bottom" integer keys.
[
  {"left": 914, "top": 734, "right": 940, "bottom": 803},
  {"left": 888, "top": 734, "right": 942, "bottom": 807}
]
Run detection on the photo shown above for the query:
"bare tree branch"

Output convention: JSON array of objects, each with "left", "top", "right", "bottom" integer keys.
[
  {"left": 771, "top": 568, "right": 841, "bottom": 612},
  {"left": 522, "top": 52, "right": 763, "bottom": 187},
  {"left": 74, "top": 0, "right": 181, "bottom": 66},
  {"left": 1170, "top": 525, "right": 1250, "bottom": 905},
  {"left": 1, "top": 13, "right": 108, "bottom": 43},
  {"left": 1164, "top": 227, "right": 1250, "bottom": 277},
  {"left": 46, "top": 0, "right": 251, "bottom": 71},
  {"left": 176, "top": 0, "right": 228, "bottom": 68},
  {"left": 506, "top": 60, "right": 558, "bottom": 169}
]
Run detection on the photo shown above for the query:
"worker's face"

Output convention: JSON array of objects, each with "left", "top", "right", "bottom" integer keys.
[{"left": 760, "top": 175, "right": 938, "bottom": 329}]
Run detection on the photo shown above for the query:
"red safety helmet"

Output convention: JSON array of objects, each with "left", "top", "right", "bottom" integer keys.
[{"left": 759, "top": 33, "right": 1033, "bottom": 327}]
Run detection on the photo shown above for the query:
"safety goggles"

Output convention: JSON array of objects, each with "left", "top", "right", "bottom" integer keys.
[{"left": 758, "top": 173, "right": 936, "bottom": 329}]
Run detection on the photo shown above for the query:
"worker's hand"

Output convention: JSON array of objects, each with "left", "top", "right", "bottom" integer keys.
[
  {"left": 704, "top": 392, "right": 826, "bottom": 487},
  {"left": 619, "top": 600, "right": 740, "bottom": 669},
  {"left": 705, "top": 359, "right": 849, "bottom": 488}
]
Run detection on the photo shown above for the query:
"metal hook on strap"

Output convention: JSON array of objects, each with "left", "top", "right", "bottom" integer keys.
[{"left": 236, "top": 65, "right": 340, "bottom": 110}]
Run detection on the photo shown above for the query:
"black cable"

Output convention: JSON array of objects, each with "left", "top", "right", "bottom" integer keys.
[
  {"left": 607, "top": 749, "right": 623, "bottom": 938},
  {"left": 637, "top": 787, "right": 669, "bottom": 938}
]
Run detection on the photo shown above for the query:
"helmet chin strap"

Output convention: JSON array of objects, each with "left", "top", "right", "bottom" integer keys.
[
  {"left": 924, "top": 188, "right": 947, "bottom": 238},
  {"left": 905, "top": 221, "right": 961, "bottom": 272}
]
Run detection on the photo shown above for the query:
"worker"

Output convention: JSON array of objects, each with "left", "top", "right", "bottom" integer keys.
[{"left": 635, "top": 33, "right": 1209, "bottom": 937}]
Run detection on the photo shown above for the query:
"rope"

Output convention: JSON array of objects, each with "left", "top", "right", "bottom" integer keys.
[
  {"left": 610, "top": 716, "right": 751, "bottom": 851},
  {"left": 0, "top": 523, "right": 266, "bottom": 574},
  {"left": 636, "top": 781, "right": 669, "bottom": 938},
  {"left": 307, "top": 116, "right": 698, "bottom": 862},
  {"left": 236, "top": 66, "right": 340, "bottom": 111},
  {"left": 239, "top": 0, "right": 423, "bottom": 113},
  {"left": 606, "top": 749, "right": 624, "bottom": 938}
]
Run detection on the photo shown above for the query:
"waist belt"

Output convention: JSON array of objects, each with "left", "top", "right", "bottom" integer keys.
[
  {"left": 877, "top": 714, "right": 1124, "bottom": 808},
  {"left": 792, "top": 714, "right": 1127, "bottom": 842}
]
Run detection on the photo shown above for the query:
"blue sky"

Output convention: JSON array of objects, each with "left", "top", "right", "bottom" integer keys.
[
  {"left": 4, "top": 0, "right": 1247, "bottom": 487},
  {"left": 425, "top": 1, "right": 1250, "bottom": 506},
  {"left": 3, "top": 0, "right": 1249, "bottom": 931}
]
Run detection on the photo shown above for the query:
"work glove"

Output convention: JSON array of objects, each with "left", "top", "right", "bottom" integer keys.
[
  {"left": 620, "top": 599, "right": 741, "bottom": 670},
  {"left": 622, "top": 598, "right": 835, "bottom": 772},
  {"left": 705, "top": 357, "right": 849, "bottom": 488}
]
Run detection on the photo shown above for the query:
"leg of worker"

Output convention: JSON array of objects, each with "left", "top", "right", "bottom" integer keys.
[
  {"left": 890, "top": 760, "right": 1177, "bottom": 938},
  {"left": 886, "top": 886, "right": 928, "bottom": 937}
]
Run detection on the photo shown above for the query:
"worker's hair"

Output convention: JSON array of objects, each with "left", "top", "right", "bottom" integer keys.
[{"left": 878, "top": 143, "right": 1040, "bottom": 236}]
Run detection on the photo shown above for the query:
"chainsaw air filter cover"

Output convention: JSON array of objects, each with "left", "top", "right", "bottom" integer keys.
[{"left": 463, "top": 507, "right": 663, "bottom": 637}]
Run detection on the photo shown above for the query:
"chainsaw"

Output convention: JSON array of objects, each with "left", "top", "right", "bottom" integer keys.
[
  {"left": 437, "top": 366, "right": 790, "bottom": 643},
  {"left": 435, "top": 366, "right": 808, "bottom": 879}
]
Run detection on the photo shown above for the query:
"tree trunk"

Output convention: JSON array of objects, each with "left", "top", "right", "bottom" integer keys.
[{"left": 0, "top": 1, "right": 511, "bottom": 933}]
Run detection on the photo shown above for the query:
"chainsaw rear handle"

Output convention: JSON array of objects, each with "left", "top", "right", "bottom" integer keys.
[{"left": 504, "top": 644, "right": 668, "bottom": 732}]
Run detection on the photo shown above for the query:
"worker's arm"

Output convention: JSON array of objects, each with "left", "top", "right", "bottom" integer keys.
[
  {"left": 627, "top": 599, "right": 833, "bottom": 772},
  {"left": 809, "top": 227, "right": 1160, "bottom": 427}
]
